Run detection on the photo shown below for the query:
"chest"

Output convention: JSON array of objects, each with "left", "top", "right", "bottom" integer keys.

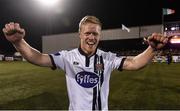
[{"left": 68, "top": 54, "right": 105, "bottom": 73}]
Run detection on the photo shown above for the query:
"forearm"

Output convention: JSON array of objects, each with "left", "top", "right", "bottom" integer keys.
[
  {"left": 3, "top": 23, "right": 52, "bottom": 67},
  {"left": 123, "top": 33, "right": 168, "bottom": 71},
  {"left": 13, "top": 39, "right": 51, "bottom": 67},
  {"left": 133, "top": 46, "right": 156, "bottom": 69},
  {"left": 123, "top": 46, "right": 156, "bottom": 70}
]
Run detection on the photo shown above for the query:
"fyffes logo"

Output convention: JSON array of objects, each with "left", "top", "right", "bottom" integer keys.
[{"left": 75, "top": 71, "right": 99, "bottom": 88}]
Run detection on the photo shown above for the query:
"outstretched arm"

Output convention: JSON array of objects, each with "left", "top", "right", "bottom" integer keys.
[
  {"left": 2, "top": 22, "right": 53, "bottom": 67},
  {"left": 122, "top": 33, "right": 169, "bottom": 70}
]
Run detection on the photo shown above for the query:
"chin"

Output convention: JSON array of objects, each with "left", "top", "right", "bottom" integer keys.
[
  {"left": 86, "top": 45, "right": 96, "bottom": 52},
  {"left": 89, "top": 44, "right": 97, "bottom": 49}
]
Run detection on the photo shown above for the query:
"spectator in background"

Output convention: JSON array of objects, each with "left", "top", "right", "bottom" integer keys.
[{"left": 167, "top": 51, "right": 172, "bottom": 64}]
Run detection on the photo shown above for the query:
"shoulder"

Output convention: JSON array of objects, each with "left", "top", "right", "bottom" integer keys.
[
  {"left": 97, "top": 49, "right": 119, "bottom": 60},
  {"left": 58, "top": 48, "right": 78, "bottom": 55},
  {"left": 50, "top": 48, "right": 78, "bottom": 57}
]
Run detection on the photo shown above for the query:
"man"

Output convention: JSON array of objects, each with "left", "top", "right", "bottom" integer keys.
[
  {"left": 167, "top": 51, "right": 172, "bottom": 64},
  {"left": 2, "top": 16, "right": 168, "bottom": 110}
]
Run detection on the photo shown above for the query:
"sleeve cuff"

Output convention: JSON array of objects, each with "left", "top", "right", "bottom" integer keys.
[
  {"left": 49, "top": 54, "right": 57, "bottom": 70},
  {"left": 118, "top": 58, "right": 126, "bottom": 71}
]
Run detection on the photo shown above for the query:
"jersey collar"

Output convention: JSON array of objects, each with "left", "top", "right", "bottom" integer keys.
[{"left": 78, "top": 46, "right": 97, "bottom": 58}]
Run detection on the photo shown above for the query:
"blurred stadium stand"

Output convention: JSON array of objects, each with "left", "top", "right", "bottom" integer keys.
[
  {"left": 1, "top": 22, "right": 180, "bottom": 61},
  {"left": 42, "top": 22, "right": 180, "bottom": 56},
  {"left": 42, "top": 24, "right": 162, "bottom": 53}
]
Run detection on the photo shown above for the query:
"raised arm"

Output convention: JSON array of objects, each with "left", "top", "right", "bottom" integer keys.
[
  {"left": 2, "top": 22, "right": 53, "bottom": 67},
  {"left": 122, "top": 33, "right": 169, "bottom": 70}
]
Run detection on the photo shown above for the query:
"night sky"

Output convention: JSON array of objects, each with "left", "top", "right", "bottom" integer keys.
[{"left": 0, "top": 0, "right": 179, "bottom": 54}]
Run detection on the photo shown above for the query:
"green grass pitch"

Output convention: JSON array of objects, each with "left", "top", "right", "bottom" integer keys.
[{"left": 0, "top": 61, "right": 179, "bottom": 110}]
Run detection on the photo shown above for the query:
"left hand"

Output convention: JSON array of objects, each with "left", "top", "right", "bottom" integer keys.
[{"left": 147, "top": 33, "right": 169, "bottom": 50}]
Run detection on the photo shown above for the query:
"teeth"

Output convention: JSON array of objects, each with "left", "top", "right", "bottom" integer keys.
[
  {"left": 86, "top": 40, "right": 97, "bottom": 45},
  {"left": 87, "top": 42, "right": 95, "bottom": 45}
]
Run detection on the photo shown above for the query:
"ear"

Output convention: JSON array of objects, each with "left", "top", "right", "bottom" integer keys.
[{"left": 79, "top": 32, "right": 82, "bottom": 39}]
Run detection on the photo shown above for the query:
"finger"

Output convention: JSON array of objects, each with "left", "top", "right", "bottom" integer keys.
[
  {"left": 4, "top": 23, "right": 24, "bottom": 35},
  {"left": 5, "top": 23, "right": 15, "bottom": 32},
  {"left": 21, "top": 29, "right": 25, "bottom": 35},
  {"left": 162, "top": 38, "right": 168, "bottom": 44},
  {"left": 5, "top": 24, "right": 11, "bottom": 30},
  {"left": 156, "top": 33, "right": 164, "bottom": 41},
  {"left": 19, "top": 28, "right": 25, "bottom": 34},
  {"left": 14, "top": 22, "right": 19, "bottom": 27},
  {"left": 158, "top": 36, "right": 165, "bottom": 43},
  {"left": 147, "top": 35, "right": 153, "bottom": 41},
  {"left": 160, "top": 34, "right": 169, "bottom": 43},
  {"left": 8, "top": 22, "right": 15, "bottom": 30},
  {"left": 156, "top": 35, "right": 161, "bottom": 41},
  {"left": 159, "top": 35, "right": 166, "bottom": 43},
  {"left": 14, "top": 23, "right": 20, "bottom": 29},
  {"left": 9, "top": 22, "right": 15, "bottom": 26},
  {"left": 151, "top": 33, "right": 157, "bottom": 40},
  {"left": 14, "top": 23, "right": 22, "bottom": 32},
  {"left": 152, "top": 32, "right": 158, "bottom": 36},
  {"left": 2, "top": 28, "right": 8, "bottom": 34},
  {"left": 16, "top": 23, "right": 25, "bottom": 34}
]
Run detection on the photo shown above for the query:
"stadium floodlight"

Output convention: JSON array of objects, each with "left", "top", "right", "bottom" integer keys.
[
  {"left": 34, "top": 0, "right": 65, "bottom": 14},
  {"left": 37, "top": 0, "right": 60, "bottom": 7},
  {"left": 170, "top": 36, "right": 180, "bottom": 44},
  {"left": 171, "top": 27, "right": 176, "bottom": 31}
]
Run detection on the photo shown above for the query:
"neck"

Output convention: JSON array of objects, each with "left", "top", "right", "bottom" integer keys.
[
  {"left": 85, "top": 50, "right": 95, "bottom": 57},
  {"left": 79, "top": 46, "right": 97, "bottom": 57}
]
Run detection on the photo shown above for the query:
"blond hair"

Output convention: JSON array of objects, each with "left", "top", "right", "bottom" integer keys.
[{"left": 79, "top": 15, "right": 102, "bottom": 32}]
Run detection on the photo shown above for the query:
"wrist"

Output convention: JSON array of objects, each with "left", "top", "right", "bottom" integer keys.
[
  {"left": 148, "top": 45, "right": 158, "bottom": 52},
  {"left": 13, "top": 39, "right": 24, "bottom": 46}
]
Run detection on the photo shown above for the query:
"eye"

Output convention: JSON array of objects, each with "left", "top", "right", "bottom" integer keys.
[
  {"left": 85, "top": 32, "right": 91, "bottom": 36},
  {"left": 84, "top": 32, "right": 99, "bottom": 36},
  {"left": 92, "top": 32, "right": 98, "bottom": 36}
]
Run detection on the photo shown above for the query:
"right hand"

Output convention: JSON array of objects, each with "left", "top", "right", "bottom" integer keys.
[{"left": 2, "top": 22, "right": 25, "bottom": 44}]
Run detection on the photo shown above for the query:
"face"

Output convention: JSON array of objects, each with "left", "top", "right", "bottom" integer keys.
[{"left": 79, "top": 23, "right": 101, "bottom": 56}]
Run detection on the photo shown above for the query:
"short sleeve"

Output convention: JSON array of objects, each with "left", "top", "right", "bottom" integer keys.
[
  {"left": 105, "top": 52, "right": 126, "bottom": 71},
  {"left": 49, "top": 50, "right": 67, "bottom": 70}
]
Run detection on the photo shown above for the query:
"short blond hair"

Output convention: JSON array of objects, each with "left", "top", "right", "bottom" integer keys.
[{"left": 79, "top": 15, "right": 102, "bottom": 32}]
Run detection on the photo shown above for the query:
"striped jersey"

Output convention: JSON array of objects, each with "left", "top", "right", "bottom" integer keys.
[{"left": 49, "top": 47, "right": 125, "bottom": 110}]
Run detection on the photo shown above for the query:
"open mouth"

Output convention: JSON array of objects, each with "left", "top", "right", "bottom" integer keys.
[
  {"left": 86, "top": 39, "right": 97, "bottom": 46},
  {"left": 87, "top": 42, "right": 96, "bottom": 45}
]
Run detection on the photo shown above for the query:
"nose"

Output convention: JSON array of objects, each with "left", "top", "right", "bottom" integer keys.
[{"left": 88, "top": 33, "right": 95, "bottom": 39}]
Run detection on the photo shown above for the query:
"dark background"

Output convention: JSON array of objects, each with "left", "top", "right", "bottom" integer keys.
[{"left": 0, "top": 0, "right": 179, "bottom": 54}]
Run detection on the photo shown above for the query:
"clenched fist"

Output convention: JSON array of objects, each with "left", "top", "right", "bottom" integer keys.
[
  {"left": 2, "top": 22, "right": 25, "bottom": 44},
  {"left": 147, "top": 33, "right": 169, "bottom": 50}
]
